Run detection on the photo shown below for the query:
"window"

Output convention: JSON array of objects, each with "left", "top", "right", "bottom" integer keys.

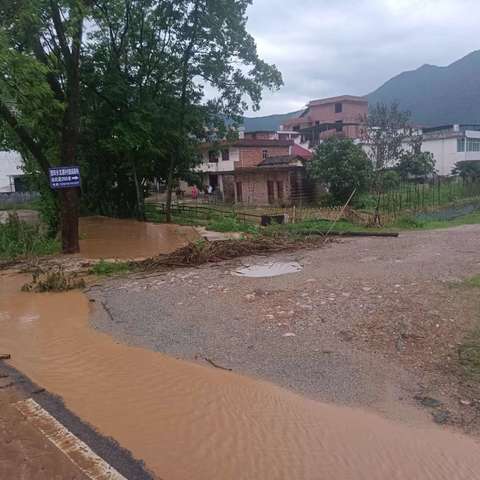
[
  {"left": 335, "top": 102, "right": 343, "bottom": 113},
  {"left": 262, "top": 149, "right": 268, "bottom": 159},
  {"left": 208, "top": 151, "right": 218, "bottom": 163},
  {"left": 457, "top": 138, "right": 480, "bottom": 152},
  {"left": 221, "top": 149, "right": 229, "bottom": 161},
  {"left": 335, "top": 120, "right": 343, "bottom": 133},
  {"left": 468, "top": 138, "right": 480, "bottom": 152}
]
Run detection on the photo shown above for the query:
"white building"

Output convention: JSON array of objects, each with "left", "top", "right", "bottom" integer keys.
[
  {"left": 0, "top": 151, "right": 24, "bottom": 192},
  {"left": 421, "top": 125, "right": 480, "bottom": 176}
]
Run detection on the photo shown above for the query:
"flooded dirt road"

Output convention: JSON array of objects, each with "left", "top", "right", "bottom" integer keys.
[
  {"left": 1, "top": 273, "right": 480, "bottom": 479},
  {"left": 79, "top": 216, "right": 199, "bottom": 259}
]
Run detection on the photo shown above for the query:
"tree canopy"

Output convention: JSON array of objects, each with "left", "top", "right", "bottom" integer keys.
[
  {"left": 307, "top": 137, "right": 373, "bottom": 205},
  {"left": 0, "top": 0, "right": 283, "bottom": 249}
]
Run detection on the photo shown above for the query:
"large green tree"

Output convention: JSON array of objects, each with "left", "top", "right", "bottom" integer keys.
[
  {"left": 83, "top": 0, "right": 282, "bottom": 221},
  {"left": 162, "top": 0, "right": 283, "bottom": 221},
  {"left": 0, "top": 0, "right": 88, "bottom": 253},
  {"left": 308, "top": 137, "right": 373, "bottom": 205},
  {"left": 1, "top": 0, "right": 281, "bottom": 239}
]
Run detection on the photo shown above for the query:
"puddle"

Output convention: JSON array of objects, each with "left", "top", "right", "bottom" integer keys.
[
  {"left": 79, "top": 216, "right": 199, "bottom": 259},
  {"left": 234, "top": 261, "right": 303, "bottom": 278},
  {"left": 1, "top": 273, "right": 480, "bottom": 480}
]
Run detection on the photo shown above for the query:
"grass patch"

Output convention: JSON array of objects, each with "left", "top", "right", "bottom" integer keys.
[
  {"left": 464, "top": 275, "right": 480, "bottom": 288},
  {"left": 0, "top": 213, "right": 59, "bottom": 260},
  {"left": 90, "top": 259, "right": 131, "bottom": 276},
  {"left": 206, "top": 216, "right": 258, "bottom": 234},
  {"left": 459, "top": 327, "right": 480, "bottom": 380},
  {"left": 390, "top": 210, "right": 480, "bottom": 231},
  {"left": 263, "top": 218, "right": 397, "bottom": 237},
  {"left": 0, "top": 200, "right": 41, "bottom": 211}
]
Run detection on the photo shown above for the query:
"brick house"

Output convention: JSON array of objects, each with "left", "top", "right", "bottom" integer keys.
[
  {"left": 234, "top": 155, "right": 309, "bottom": 205},
  {"left": 198, "top": 130, "right": 312, "bottom": 205},
  {"left": 196, "top": 95, "right": 368, "bottom": 205},
  {"left": 281, "top": 95, "right": 368, "bottom": 146}
]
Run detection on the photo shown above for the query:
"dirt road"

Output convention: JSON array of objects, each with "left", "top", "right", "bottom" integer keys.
[{"left": 92, "top": 224, "right": 480, "bottom": 431}]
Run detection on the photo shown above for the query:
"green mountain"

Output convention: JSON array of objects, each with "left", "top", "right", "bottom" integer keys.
[
  {"left": 367, "top": 50, "right": 480, "bottom": 126},
  {"left": 245, "top": 51, "right": 480, "bottom": 129},
  {"left": 243, "top": 111, "right": 301, "bottom": 132}
]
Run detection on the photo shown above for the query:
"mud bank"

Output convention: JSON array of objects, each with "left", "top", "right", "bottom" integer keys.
[{"left": 1, "top": 272, "right": 480, "bottom": 480}]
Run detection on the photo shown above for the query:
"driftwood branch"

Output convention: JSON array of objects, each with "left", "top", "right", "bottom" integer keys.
[{"left": 204, "top": 358, "right": 232, "bottom": 372}]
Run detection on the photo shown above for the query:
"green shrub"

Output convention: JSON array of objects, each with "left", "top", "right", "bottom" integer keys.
[
  {"left": 90, "top": 259, "right": 131, "bottom": 276},
  {"left": 0, "top": 214, "right": 59, "bottom": 260}
]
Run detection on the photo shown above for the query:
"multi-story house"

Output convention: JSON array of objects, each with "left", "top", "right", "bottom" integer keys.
[
  {"left": 196, "top": 95, "right": 368, "bottom": 205},
  {"left": 281, "top": 95, "right": 368, "bottom": 146},
  {"left": 420, "top": 124, "right": 480, "bottom": 176},
  {"left": 198, "top": 130, "right": 312, "bottom": 204}
]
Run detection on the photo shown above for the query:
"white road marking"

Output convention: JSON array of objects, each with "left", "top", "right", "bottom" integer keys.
[{"left": 15, "top": 398, "right": 127, "bottom": 480}]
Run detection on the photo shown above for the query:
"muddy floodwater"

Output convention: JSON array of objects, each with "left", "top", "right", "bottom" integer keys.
[
  {"left": 79, "top": 216, "right": 199, "bottom": 259},
  {"left": 1, "top": 273, "right": 480, "bottom": 480}
]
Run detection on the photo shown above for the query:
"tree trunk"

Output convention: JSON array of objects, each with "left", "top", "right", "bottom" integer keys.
[
  {"left": 131, "top": 159, "right": 145, "bottom": 220},
  {"left": 59, "top": 188, "right": 80, "bottom": 253},
  {"left": 55, "top": 2, "right": 84, "bottom": 253},
  {"left": 165, "top": 157, "right": 175, "bottom": 223}
]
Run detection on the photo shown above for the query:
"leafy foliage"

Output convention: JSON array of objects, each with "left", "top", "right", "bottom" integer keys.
[
  {"left": 1, "top": 0, "right": 283, "bottom": 234},
  {"left": 0, "top": 214, "right": 59, "bottom": 260},
  {"left": 453, "top": 161, "right": 480, "bottom": 182},
  {"left": 90, "top": 259, "right": 131, "bottom": 276},
  {"left": 397, "top": 151, "right": 436, "bottom": 180},
  {"left": 307, "top": 137, "right": 373, "bottom": 204}
]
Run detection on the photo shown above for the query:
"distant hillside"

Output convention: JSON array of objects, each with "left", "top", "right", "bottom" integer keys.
[
  {"left": 368, "top": 50, "right": 480, "bottom": 125},
  {"left": 242, "top": 111, "right": 301, "bottom": 132}
]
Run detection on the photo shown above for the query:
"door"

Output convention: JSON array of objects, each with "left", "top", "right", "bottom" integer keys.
[
  {"left": 267, "top": 180, "right": 275, "bottom": 204},
  {"left": 276, "top": 181, "right": 284, "bottom": 201},
  {"left": 236, "top": 182, "right": 243, "bottom": 203}
]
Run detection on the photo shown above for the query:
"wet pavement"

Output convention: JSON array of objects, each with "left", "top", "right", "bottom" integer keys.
[{"left": 2, "top": 269, "right": 480, "bottom": 479}]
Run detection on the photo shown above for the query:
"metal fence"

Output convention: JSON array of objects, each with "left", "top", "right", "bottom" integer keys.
[
  {"left": 0, "top": 191, "right": 40, "bottom": 206},
  {"left": 376, "top": 177, "right": 480, "bottom": 218}
]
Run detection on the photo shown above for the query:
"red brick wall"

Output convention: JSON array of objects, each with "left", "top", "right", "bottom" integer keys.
[
  {"left": 237, "top": 146, "right": 290, "bottom": 169},
  {"left": 234, "top": 170, "right": 293, "bottom": 205}
]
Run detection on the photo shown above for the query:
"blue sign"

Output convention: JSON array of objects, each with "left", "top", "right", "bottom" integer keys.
[{"left": 49, "top": 166, "right": 81, "bottom": 189}]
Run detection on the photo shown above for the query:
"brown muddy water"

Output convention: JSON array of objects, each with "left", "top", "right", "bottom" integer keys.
[
  {"left": 79, "top": 216, "right": 199, "bottom": 259},
  {"left": 1, "top": 273, "right": 480, "bottom": 480}
]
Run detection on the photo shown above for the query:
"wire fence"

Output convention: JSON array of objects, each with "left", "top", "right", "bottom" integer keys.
[{"left": 376, "top": 177, "right": 480, "bottom": 218}]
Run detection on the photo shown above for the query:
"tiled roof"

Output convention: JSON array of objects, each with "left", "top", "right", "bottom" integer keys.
[
  {"left": 199, "top": 138, "right": 293, "bottom": 149},
  {"left": 233, "top": 138, "right": 293, "bottom": 147},
  {"left": 258, "top": 155, "right": 304, "bottom": 167},
  {"left": 291, "top": 143, "right": 313, "bottom": 159}
]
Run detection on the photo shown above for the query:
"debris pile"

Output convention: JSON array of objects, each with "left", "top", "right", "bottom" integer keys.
[
  {"left": 22, "top": 266, "right": 86, "bottom": 292},
  {"left": 135, "top": 237, "right": 316, "bottom": 271}
]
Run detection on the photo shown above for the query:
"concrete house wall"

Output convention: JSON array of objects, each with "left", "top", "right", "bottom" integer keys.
[{"left": 0, "top": 151, "right": 23, "bottom": 192}]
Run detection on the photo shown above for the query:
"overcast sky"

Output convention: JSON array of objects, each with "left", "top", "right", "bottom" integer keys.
[{"left": 245, "top": 0, "right": 480, "bottom": 116}]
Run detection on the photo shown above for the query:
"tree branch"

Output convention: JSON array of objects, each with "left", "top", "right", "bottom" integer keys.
[{"left": 50, "top": 1, "right": 72, "bottom": 65}]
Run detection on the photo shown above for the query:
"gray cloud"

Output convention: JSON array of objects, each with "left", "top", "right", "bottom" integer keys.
[{"left": 245, "top": 0, "right": 480, "bottom": 115}]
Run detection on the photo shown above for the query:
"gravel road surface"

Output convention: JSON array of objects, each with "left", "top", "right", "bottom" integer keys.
[{"left": 91, "top": 224, "right": 480, "bottom": 430}]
